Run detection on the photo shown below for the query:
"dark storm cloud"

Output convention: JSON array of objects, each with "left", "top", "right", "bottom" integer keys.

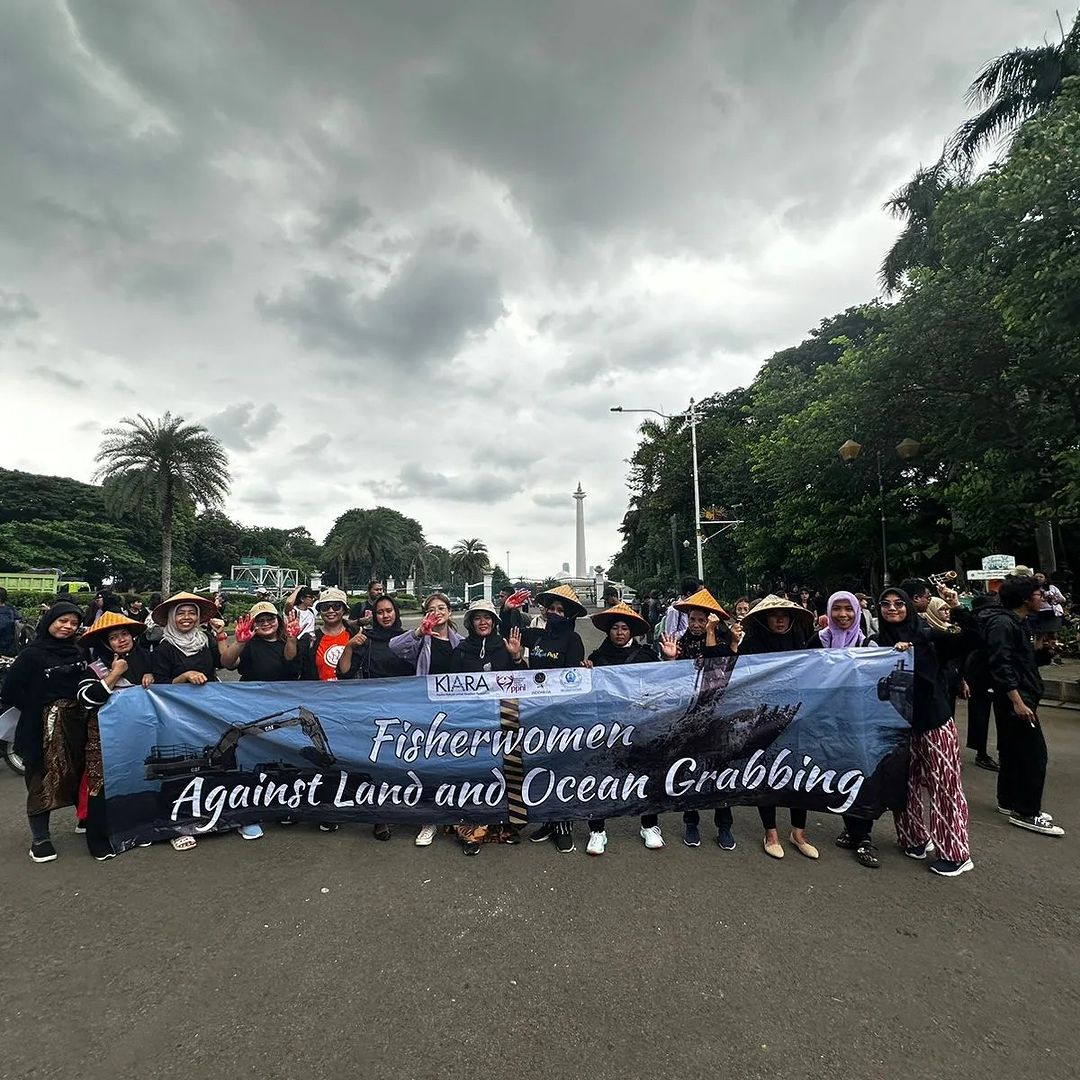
[
  {"left": 372, "top": 462, "right": 524, "bottom": 503},
  {"left": 0, "top": 289, "right": 38, "bottom": 326},
  {"left": 309, "top": 195, "right": 373, "bottom": 248},
  {"left": 29, "top": 366, "right": 85, "bottom": 390},
  {"left": 204, "top": 403, "right": 283, "bottom": 451},
  {"left": 258, "top": 233, "right": 506, "bottom": 364}
]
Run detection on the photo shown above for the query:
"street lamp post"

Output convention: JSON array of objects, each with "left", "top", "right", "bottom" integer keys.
[
  {"left": 838, "top": 437, "right": 921, "bottom": 587},
  {"left": 610, "top": 402, "right": 707, "bottom": 581}
]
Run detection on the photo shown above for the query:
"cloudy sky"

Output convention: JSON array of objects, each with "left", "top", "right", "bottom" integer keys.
[{"left": 0, "top": 1, "right": 1059, "bottom": 580}]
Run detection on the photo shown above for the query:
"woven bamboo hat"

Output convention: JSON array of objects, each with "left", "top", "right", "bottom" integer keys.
[
  {"left": 534, "top": 583, "right": 588, "bottom": 620},
  {"left": 152, "top": 591, "right": 218, "bottom": 626},
  {"left": 81, "top": 610, "right": 146, "bottom": 641},
  {"left": 591, "top": 601, "right": 650, "bottom": 636},
  {"left": 743, "top": 594, "right": 815, "bottom": 630},
  {"left": 673, "top": 587, "right": 730, "bottom": 619}
]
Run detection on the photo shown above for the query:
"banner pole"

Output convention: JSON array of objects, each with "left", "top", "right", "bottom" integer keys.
[{"left": 499, "top": 698, "right": 528, "bottom": 826}]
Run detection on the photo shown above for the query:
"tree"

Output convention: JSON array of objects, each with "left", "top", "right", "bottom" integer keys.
[
  {"left": 450, "top": 538, "right": 489, "bottom": 586},
  {"left": 948, "top": 10, "right": 1080, "bottom": 165},
  {"left": 322, "top": 507, "right": 407, "bottom": 588},
  {"left": 879, "top": 163, "right": 963, "bottom": 293},
  {"left": 401, "top": 539, "right": 438, "bottom": 596},
  {"left": 93, "top": 413, "right": 229, "bottom": 594}
]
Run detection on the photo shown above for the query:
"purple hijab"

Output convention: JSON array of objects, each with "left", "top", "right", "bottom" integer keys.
[{"left": 819, "top": 590, "right": 865, "bottom": 648}]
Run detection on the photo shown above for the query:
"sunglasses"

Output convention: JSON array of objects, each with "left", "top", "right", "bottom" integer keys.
[
  {"left": 253, "top": 615, "right": 278, "bottom": 625},
  {"left": 321, "top": 603, "right": 346, "bottom": 612},
  {"left": 880, "top": 600, "right": 908, "bottom": 609}
]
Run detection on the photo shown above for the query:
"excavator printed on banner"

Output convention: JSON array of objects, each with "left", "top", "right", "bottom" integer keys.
[{"left": 143, "top": 706, "right": 336, "bottom": 780}]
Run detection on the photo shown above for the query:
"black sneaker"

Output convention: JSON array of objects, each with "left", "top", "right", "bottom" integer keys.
[
  {"left": 372, "top": 824, "right": 392, "bottom": 842},
  {"left": 902, "top": 840, "right": 934, "bottom": 860},
  {"left": 929, "top": 856, "right": 974, "bottom": 876},
  {"left": 93, "top": 850, "right": 117, "bottom": 862},
  {"left": 74, "top": 820, "right": 87, "bottom": 835},
  {"left": 553, "top": 822, "right": 575, "bottom": 853},
  {"left": 683, "top": 823, "right": 701, "bottom": 847},
  {"left": 505, "top": 828, "right": 522, "bottom": 845},
  {"left": 462, "top": 841, "right": 482, "bottom": 856},
  {"left": 29, "top": 840, "right": 57, "bottom": 863},
  {"left": 529, "top": 822, "right": 555, "bottom": 843},
  {"left": 716, "top": 825, "right": 736, "bottom": 851},
  {"left": 319, "top": 823, "right": 340, "bottom": 833},
  {"left": 975, "top": 753, "right": 999, "bottom": 771},
  {"left": 834, "top": 831, "right": 856, "bottom": 849}
]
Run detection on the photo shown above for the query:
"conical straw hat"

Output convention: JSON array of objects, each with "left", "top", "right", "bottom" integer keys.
[
  {"left": 673, "top": 588, "right": 730, "bottom": 619},
  {"left": 743, "top": 594, "right": 815, "bottom": 630},
  {"left": 152, "top": 591, "right": 219, "bottom": 626},
  {"left": 591, "top": 601, "right": 650, "bottom": 635},
  {"left": 534, "top": 583, "right": 588, "bottom": 620},
  {"left": 81, "top": 610, "right": 146, "bottom": 641}
]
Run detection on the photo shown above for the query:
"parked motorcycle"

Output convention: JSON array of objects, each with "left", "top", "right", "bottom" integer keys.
[{"left": 0, "top": 655, "right": 26, "bottom": 775}]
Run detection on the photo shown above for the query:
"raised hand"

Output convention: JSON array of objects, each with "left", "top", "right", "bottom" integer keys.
[
  {"left": 348, "top": 630, "right": 368, "bottom": 649},
  {"left": 505, "top": 589, "right": 531, "bottom": 609},
  {"left": 419, "top": 611, "right": 439, "bottom": 636},
  {"left": 284, "top": 611, "right": 301, "bottom": 638},
  {"left": 659, "top": 633, "right": 679, "bottom": 660},
  {"left": 208, "top": 617, "right": 226, "bottom": 634},
  {"left": 234, "top": 615, "right": 254, "bottom": 643},
  {"left": 109, "top": 656, "right": 129, "bottom": 677},
  {"left": 505, "top": 626, "right": 522, "bottom": 660}
]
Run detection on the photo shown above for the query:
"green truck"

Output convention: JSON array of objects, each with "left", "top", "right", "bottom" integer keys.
[{"left": 0, "top": 572, "right": 93, "bottom": 595}]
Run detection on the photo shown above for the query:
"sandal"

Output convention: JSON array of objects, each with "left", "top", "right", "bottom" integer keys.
[
  {"left": 170, "top": 835, "right": 197, "bottom": 852},
  {"left": 855, "top": 841, "right": 880, "bottom": 869}
]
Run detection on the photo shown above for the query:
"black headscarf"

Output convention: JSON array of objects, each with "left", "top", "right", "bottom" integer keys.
[
  {"left": 739, "top": 609, "right": 816, "bottom": 654},
  {"left": 589, "top": 635, "right": 655, "bottom": 666},
  {"left": 872, "top": 588, "right": 930, "bottom": 647},
  {"left": 82, "top": 625, "right": 154, "bottom": 684},
  {"left": 1, "top": 602, "right": 85, "bottom": 770},
  {"left": 365, "top": 596, "right": 404, "bottom": 643}
]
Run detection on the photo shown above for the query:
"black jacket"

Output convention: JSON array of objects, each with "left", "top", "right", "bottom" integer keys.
[{"left": 980, "top": 606, "right": 1051, "bottom": 711}]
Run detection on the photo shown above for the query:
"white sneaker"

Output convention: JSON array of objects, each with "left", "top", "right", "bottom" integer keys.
[
  {"left": 586, "top": 830, "right": 607, "bottom": 856},
  {"left": 238, "top": 824, "right": 263, "bottom": 840},
  {"left": 415, "top": 825, "right": 437, "bottom": 847},
  {"left": 640, "top": 825, "right": 665, "bottom": 849}
]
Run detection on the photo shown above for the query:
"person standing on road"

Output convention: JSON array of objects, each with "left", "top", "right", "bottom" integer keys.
[
  {"left": 981, "top": 575, "right": 1064, "bottom": 837},
  {"left": 0, "top": 587, "right": 23, "bottom": 655},
  {"left": 284, "top": 586, "right": 318, "bottom": 642},
  {"left": 75, "top": 611, "right": 155, "bottom": 859},
  {"left": 0, "top": 601, "right": 85, "bottom": 863},
  {"left": 873, "top": 586, "right": 975, "bottom": 877},
  {"left": 739, "top": 594, "right": 821, "bottom": 862},
  {"left": 963, "top": 593, "right": 1000, "bottom": 771},
  {"left": 219, "top": 602, "right": 302, "bottom": 683},
  {"left": 390, "top": 592, "right": 462, "bottom": 848},
  {"left": 522, "top": 585, "right": 588, "bottom": 854},
  {"left": 585, "top": 602, "right": 673, "bottom": 856},
  {"left": 819, "top": 592, "right": 881, "bottom": 869},
  {"left": 151, "top": 593, "right": 226, "bottom": 687}
]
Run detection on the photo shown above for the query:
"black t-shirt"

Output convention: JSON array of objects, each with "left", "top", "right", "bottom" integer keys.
[
  {"left": 152, "top": 638, "right": 222, "bottom": 684},
  {"left": 237, "top": 637, "right": 301, "bottom": 682},
  {"left": 521, "top": 626, "right": 585, "bottom": 669},
  {"left": 428, "top": 636, "right": 455, "bottom": 676},
  {"left": 338, "top": 638, "right": 414, "bottom": 680}
]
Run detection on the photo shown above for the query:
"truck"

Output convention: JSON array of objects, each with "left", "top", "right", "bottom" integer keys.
[{"left": 0, "top": 572, "right": 93, "bottom": 595}]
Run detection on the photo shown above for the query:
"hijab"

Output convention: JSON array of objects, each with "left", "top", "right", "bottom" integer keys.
[
  {"left": 591, "top": 626, "right": 654, "bottom": 666},
  {"left": 31, "top": 602, "right": 85, "bottom": 660},
  {"left": 923, "top": 596, "right": 958, "bottom": 633},
  {"left": 366, "top": 597, "right": 404, "bottom": 643},
  {"left": 873, "top": 588, "right": 929, "bottom": 646},
  {"left": 740, "top": 608, "right": 815, "bottom": 653},
  {"left": 162, "top": 602, "right": 210, "bottom": 657},
  {"left": 819, "top": 590, "right": 865, "bottom": 648}
]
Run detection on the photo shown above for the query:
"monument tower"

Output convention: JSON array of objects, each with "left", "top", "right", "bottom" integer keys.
[{"left": 573, "top": 482, "right": 587, "bottom": 578}]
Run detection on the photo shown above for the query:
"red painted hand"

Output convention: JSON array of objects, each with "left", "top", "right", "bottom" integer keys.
[
  {"left": 235, "top": 615, "right": 254, "bottom": 643},
  {"left": 506, "top": 589, "right": 531, "bottom": 609}
]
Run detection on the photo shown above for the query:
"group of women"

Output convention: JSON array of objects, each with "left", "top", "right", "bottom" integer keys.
[{"left": 1, "top": 579, "right": 974, "bottom": 875}]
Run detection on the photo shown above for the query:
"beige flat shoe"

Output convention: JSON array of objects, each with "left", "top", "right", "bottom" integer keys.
[
  {"left": 789, "top": 833, "right": 819, "bottom": 859},
  {"left": 763, "top": 837, "right": 784, "bottom": 859}
]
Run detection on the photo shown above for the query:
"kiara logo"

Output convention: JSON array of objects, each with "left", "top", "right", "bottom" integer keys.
[{"left": 433, "top": 674, "right": 493, "bottom": 694}]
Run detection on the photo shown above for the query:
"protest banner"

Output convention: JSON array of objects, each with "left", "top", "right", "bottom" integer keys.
[{"left": 98, "top": 649, "right": 913, "bottom": 851}]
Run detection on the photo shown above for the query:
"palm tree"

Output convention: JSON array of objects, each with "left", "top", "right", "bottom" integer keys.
[
  {"left": 324, "top": 508, "right": 405, "bottom": 587},
  {"left": 450, "top": 538, "right": 489, "bottom": 590},
  {"left": 879, "top": 163, "right": 962, "bottom": 293},
  {"left": 401, "top": 539, "right": 436, "bottom": 596},
  {"left": 948, "top": 11, "right": 1080, "bottom": 165},
  {"left": 94, "top": 412, "right": 229, "bottom": 594}
]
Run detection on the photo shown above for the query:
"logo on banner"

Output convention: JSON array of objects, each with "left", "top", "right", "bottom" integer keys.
[{"left": 427, "top": 667, "right": 592, "bottom": 701}]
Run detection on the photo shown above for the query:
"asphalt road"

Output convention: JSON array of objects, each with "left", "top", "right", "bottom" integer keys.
[{"left": 1, "top": 667, "right": 1077, "bottom": 1078}]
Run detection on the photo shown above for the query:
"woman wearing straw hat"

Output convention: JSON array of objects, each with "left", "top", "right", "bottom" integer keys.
[
  {"left": 447, "top": 599, "right": 525, "bottom": 854},
  {"left": 522, "top": 585, "right": 589, "bottom": 854},
  {"left": 584, "top": 602, "right": 675, "bottom": 855},
  {"left": 150, "top": 592, "right": 226, "bottom": 687},
  {"left": 390, "top": 592, "right": 463, "bottom": 848},
  {"left": 664, "top": 587, "right": 741, "bottom": 851},
  {"left": 739, "top": 594, "right": 821, "bottom": 861},
  {"left": 75, "top": 611, "right": 155, "bottom": 859}
]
